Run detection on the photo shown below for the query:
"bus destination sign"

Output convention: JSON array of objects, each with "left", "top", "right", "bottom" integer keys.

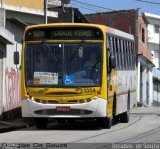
[
  {"left": 25, "top": 27, "right": 103, "bottom": 40},
  {"left": 53, "top": 30, "right": 93, "bottom": 38}
]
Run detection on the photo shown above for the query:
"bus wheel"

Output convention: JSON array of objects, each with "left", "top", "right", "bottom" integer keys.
[
  {"left": 113, "top": 115, "right": 120, "bottom": 124},
  {"left": 100, "top": 117, "right": 112, "bottom": 129},
  {"left": 35, "top": 118, "right": 48, "bottom": 129},
  {"left": 120, "top": 110, "right": 129, "bottom": 123}
]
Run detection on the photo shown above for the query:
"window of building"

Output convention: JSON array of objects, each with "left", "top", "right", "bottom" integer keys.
[
  {"left": 154, "top": 24, "right": 160, "bottom": 33},
  {"left": 154, "top": 51, "right": 159, "bottom": 59},
  {"left": 142, "top": 28, "right": 145, "bottom": 43}
]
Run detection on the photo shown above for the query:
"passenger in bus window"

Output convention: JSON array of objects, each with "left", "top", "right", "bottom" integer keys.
[
  {"left": 34, "top": 54, "right": 48, "bottom": 72},
  {"left": 83, "top": 52, "right": 101, "bottom": 82},
  {"left": 83, "top": 52, "right": 97, "bottom": 77}
]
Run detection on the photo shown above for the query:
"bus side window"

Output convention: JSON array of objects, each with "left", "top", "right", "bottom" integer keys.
[
  {"left": 109, "top": 36, "right": 113, "bottom": 53},
  {"left": 123, "top": 40, "right": 127, "bottom": 70},
  {"left": 115, "top": 38, "right": 118, "bottom": 69},
  {"left": 129, "top": 41, "right": 132, "bottom": 69},
  {"left": 126, "top": 41, "right": 130, "bottom": 70},
  {"left": 120, "top": 39, "right": 124, "bottom": 70},
  {"left": 107, "top": 35, "right": 111, "bottom": 73},
  {"left": 112, "top": 37, "right": 117, "bottom": 69},
  {"left": 117, "top": 38, "right": 121, "bottom": 70},
  {"left": 132, "top": 42, "right": 136, "bottom": 69},
  {"left": 106, "top": 35, "right": 110, "bottom": 49}
]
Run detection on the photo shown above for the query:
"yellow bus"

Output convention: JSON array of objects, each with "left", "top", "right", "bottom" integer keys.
[{"left": 14, "top": 23, "right": 136, "bottom": 129}]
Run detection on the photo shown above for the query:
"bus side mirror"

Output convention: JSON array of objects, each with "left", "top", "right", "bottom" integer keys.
[
  {"left": 108, "top": 49, "right": 116, "bottom": 73},
  {"left": 110, "top": 55, "right": 116, "bottom": 69},
  {"left": 14, "top": 51, "right": 19, "bottom": 65}
]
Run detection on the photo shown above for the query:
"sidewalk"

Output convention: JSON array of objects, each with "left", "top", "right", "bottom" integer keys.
[
  {"left": 131, "top": 106, "right": 160, "bottom": 115},
  {"left": 0, "top": 118, "right": 34, "bottom": 133}
]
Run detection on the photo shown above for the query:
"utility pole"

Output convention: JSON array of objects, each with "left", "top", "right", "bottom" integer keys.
[
  {"left": 1, "top": 0, "right": 3, "bottom": 8},
  {"left": 135, "top": 8, "right": 140, "bottom": 107},
  {"left": 44, "top": 0, "right": 48, "bottom": 24}
]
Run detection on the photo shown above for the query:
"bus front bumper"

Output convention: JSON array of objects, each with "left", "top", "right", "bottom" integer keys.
[{"left": 22, "top": 97, "right": 107, "bottom": 118}]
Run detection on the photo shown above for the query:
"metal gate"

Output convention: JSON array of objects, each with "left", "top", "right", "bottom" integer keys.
[{"left": 153, "top": 80, "right": 160, "bottom": 107}]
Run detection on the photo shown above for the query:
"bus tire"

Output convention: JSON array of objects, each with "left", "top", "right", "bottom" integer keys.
[
  {"left": 113, "top": 115, "right": 120, "bottom": 124},
  {"left": 120, "top": 92, "right": 130, "bottom": 123},
  {"left": 35, "top": 118, "right": 48, "bottom": 129},
  {"left": 100, "top": 117, "right": 112, "bottom": 129},
  {"left": 120, "top": 110, "right": 129, "bottom": 123}
]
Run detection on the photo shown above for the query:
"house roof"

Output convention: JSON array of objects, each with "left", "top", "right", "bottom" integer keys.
[{"left": 85, "top": 9, "right": 138, "bottom": 16}]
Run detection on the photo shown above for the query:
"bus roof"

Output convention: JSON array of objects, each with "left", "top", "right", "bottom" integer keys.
[
  {"left": 25, "top": 23, "right": 106, "bottom": 31},
  {"left": 106, "top": 26, "right": 134, "bottom": 40}
]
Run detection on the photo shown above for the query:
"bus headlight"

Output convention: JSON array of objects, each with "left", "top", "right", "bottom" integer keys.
[
  {"left": 42, "top": 100, "right": 47, "bottom": 104},
  {"left": 87, "top": 98, "right": 91, "bottom": 102},
  {"left": 79, "top": 99, "right": 84, "bottom": 103},
  {"left": 35, "top": 99, "right": 40, "bottom": 103},
  {"left": 94, "top": 96, "right": 99, "bottom": 100}
]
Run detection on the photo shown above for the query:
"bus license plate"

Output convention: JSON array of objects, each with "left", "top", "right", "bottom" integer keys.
[{"left": 56, "top": 107, "right": 70, "bottom": 112}]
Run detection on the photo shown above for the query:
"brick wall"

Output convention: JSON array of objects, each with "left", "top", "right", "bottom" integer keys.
[
  {"left": 86, "top": 9, "right": 152, "bottom": 61},
  {"left": 86, "top": 9, "right": 136, "bottom": 36}
]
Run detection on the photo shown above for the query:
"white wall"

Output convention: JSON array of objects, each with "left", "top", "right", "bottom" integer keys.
[
  {"left": 0, "top": 6, "right": 57, "bottom": 117},
  {"left": 151, "top": 49, "right": 159, "bottom": 68},
  {"left": 137, "top": 56, "right": 153, "bottom": 106},
  {"left": 146, "top": 13, "right": 160, "bottom": 68},
  {"left": 148, "top": 24, "right": 160, "bottom": 44},
  {"left": 3, "top": 42, "right": 21, "bottom": 112}
]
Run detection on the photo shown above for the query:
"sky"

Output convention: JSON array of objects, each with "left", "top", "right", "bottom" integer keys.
[{"left": 68, "top": 0, "right": 160, "bottom": 15}]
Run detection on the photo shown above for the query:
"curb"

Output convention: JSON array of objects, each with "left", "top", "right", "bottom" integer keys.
[
  {"left": 0, "top": 124, "right": 26, "bottom": 133},
  {"left": 0, "top": 120, "right": 35, "bottom": 133}
]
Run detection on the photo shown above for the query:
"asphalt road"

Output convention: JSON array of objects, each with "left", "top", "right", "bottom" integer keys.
[{"left": 0, "top": 107, "right": 159, "bottom": 147}]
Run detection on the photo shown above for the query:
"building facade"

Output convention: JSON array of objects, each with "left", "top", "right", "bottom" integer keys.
[
  {"left": 0, "top": 0, "right": 58, "bottom": 120},
  {"left": 86, "top": 9, "right": 154, "bottom": 106},
  {"left": 144, "top": 12, "right": 160, "bottom": 107}
]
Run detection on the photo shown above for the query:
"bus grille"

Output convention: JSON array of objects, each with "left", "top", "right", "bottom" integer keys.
[{"left": 34, "top": 109, "right": 93, "bottom": 115}]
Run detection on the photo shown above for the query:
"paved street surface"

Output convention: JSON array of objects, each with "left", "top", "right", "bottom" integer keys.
[{"left": 0, "top": 106, "right": 159, "bottom": 145}]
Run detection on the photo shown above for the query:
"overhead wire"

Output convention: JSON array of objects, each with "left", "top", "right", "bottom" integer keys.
[
  {"left": 72, "top": 0, "right": 114, "bottom": 11},
  {"left": 72, "top": 0, "right": 160, "bottom": 12},
  {"left": 70, "top": 1, "right": 99, "bottom": 13},
  {"left": 71, "top": 0, "right": 160, "bottom": 15},
  {"left": 135, "top": 0, "right": 160, "bottom": 5}
]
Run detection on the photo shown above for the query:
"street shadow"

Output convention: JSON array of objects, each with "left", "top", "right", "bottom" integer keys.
[
  {"left": 41, "top": 120, "right": 102, "bottom": 131},
  {"left": 22, "top": 119, "right": 120, "bottom": 131}
]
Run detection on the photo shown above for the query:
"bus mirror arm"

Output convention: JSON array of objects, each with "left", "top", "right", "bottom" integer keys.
[{"left": 14, "top": 51, "right": 19, "bottom": 65}]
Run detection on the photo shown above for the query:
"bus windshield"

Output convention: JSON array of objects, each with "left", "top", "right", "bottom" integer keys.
[{"left": 25, "top": 42, "right": 102, "bottom": 87}]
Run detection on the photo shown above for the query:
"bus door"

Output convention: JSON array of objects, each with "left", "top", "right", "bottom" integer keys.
[{"left": 107, "top": 36, "right": 117, "bottom": 116}]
